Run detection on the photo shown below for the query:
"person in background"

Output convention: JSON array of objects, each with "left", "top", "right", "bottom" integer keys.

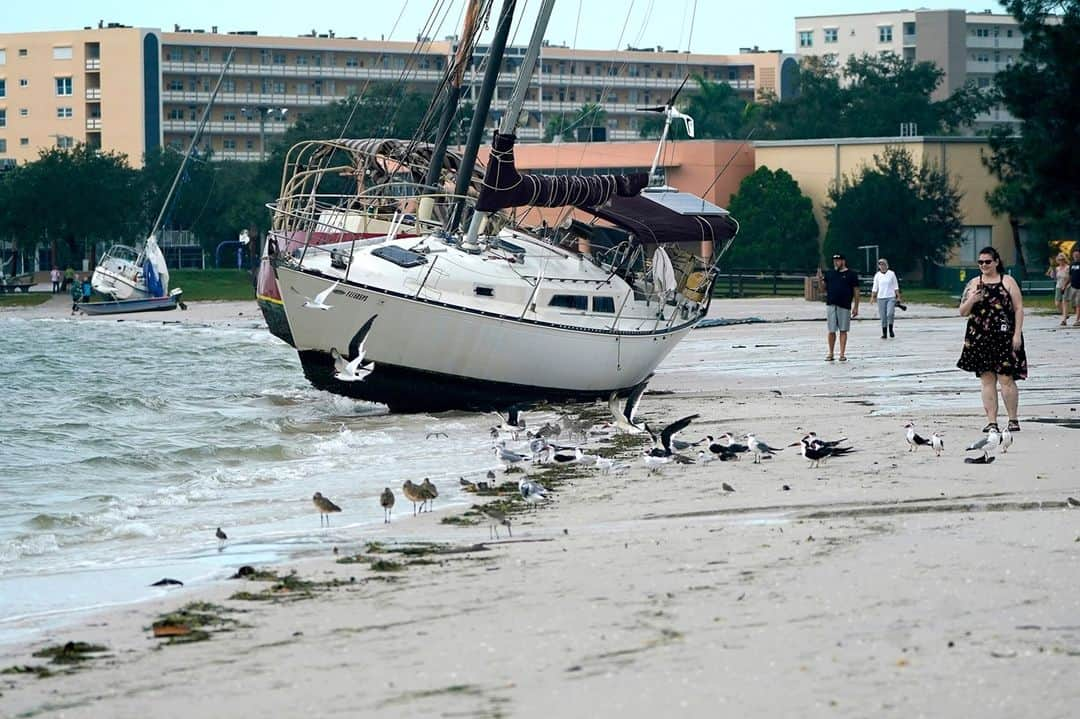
[
  {"left": 81, "top": 275, "right": 92, "bottom": 302},
  {"left": 870, "top": 258, "right": 902, "bottom": 339},
  {"left": 1068, "top": 246, "right": 1080, "bottom": 328},
  {"left": 50, "top": 266, "right": 62, "bottom": 294},
  {"left": 62, "top": 266, "right": 76, "bottom": 292},
  {"left": 1047, "top": 252, "right": 1070, "bottom": 326},
  {"left": 957, "top": 246, "right": 1027, "bottom": 433},
  {"left": 817, "top": 253, "right": 860, "bottom": 362}
]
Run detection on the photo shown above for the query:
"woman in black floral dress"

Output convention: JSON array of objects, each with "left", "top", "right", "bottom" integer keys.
[{"left": 957, "top": 246, "right": 1027, "bottom": 433}]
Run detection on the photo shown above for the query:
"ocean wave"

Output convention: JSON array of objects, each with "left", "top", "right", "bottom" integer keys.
[{"left": 0, "top": 533, "right": 60, "bottom": 563}]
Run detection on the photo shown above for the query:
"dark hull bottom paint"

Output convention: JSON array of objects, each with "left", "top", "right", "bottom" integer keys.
[
  {"left": 258, "top": 300, "right": 295, "bottom": 347},
  {"left": 298, "top": 350, "right": 644, "bottom": 414}
]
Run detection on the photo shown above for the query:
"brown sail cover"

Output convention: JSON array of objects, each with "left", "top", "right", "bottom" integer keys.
[
  {"left": 582, "top": 192, "right": 739, "bottom": 246},
  {"left": 475, "top": 132, "right": 648, "bottom": 212}
]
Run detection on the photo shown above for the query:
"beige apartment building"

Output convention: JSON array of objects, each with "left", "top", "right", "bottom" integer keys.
[
  {"left": 0, "top": 23, "right": 796, "bottom": 167},
  {"left": 794, "top": 9, "right": 1028, "bottom": 129},
  {"left": 754, "top": 136, "right": 1011, "bottom": 270}
]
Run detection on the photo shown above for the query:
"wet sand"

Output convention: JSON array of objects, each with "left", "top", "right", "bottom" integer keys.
[{"left": 2, "top": 297, "right": 1078, "bottom": 717}]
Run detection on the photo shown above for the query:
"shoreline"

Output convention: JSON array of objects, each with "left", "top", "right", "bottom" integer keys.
[{"left": 2, "top": 298, "right": 1078, "bottom": 716}]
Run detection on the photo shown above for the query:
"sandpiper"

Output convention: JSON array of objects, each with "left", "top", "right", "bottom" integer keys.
[
  {"left": 313, "top": 492, "right": 342, "bottom": 526},
  {"left": 380, "top": 487, "right": 395, "bottom": 523},
  {"left": 402, "top": 480, "right": 426, "bottom": 515},
  {"left": 480, "top": 504, "right": 512, "bottom": 539},
  {"left": 420, "top": 478, "right": 438, "bottom": 512}
]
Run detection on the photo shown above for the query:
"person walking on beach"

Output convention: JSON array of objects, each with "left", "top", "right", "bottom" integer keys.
[
  {"left": 957, "top": 246, "right": 1027, "bottom": 433},
  {"left": 1047, "top": 252, "right": 1070, "bottom": 326},
  {"left": 50, "top": 266, "right": 62, "bottom": 294},
  {"left": 870, "top": 258, "right": 902, "bottom": 339},
  {"left": 817, "top": 253, "right": 859, "bottom": 362},
  {"left": 1067, "top": 246, "right": 1080, "bottom": 327},
  {"left": 80, "top": 275, "right": 92, "bottom": 302},
  {"left": 62, "top": 266, "right": 75, "bottom": 292}
]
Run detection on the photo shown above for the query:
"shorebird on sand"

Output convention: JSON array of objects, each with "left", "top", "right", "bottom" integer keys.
[
  {"left": 402, "top": 480, "right": 426, "bottom": 515},
  {"left": 904, "top": 422, "right": 931, "bottom": 452},
  {"left": 930, "top": 432, "right": 945, "bottom": 457},
  {"left": 380, "top": 487, "right": 395, "bottom": 523},
  {"left": 519, "top": 478, "right": 549, "bottom": 505},
  {"left": 215, "top": 527, "right": 228, "bottom": 548},
  {"left": 420, "top": 478, "right": 438, "bottom": 512},
  {"left": 744, "top": 434, "right": 783, "bottom": 464},
  {"left": 313, "top": 492, "right": 342, "bottom": 526},
  {"left": 480, "top": 505, "right": 512, "bottom": 539}
]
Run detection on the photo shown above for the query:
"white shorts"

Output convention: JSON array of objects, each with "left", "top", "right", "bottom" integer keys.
[{"left": 827, "top": 305, "right": 852, "bottom": 332}]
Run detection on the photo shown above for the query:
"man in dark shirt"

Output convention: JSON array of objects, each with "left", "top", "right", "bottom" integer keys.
[
  {"left": 818, "top": 253, "right": 860, "bottom": 361},
  {"left": 1068, "top": 246, "right": 1080, "bottom": 326}
]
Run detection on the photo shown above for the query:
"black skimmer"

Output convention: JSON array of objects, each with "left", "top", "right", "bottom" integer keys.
[
  {"left": 716, "top": 433, "right": 752, "bottom": 454},
  {"left": 703, "top": 438, "right": 740, "bottom": 461},
  {"left": 904, "top": 422, "right": 932, "bottom": 452},
  {"left": 331, "top": 315, "right": 378, "bottom": 382},
  {"left": 608, "top": 383, "right": 648, "bottom": 434},
  {"left": 312, "top": 492, "right": 342, "bottom": 526},
  {"left": 643, "top": 414, "right": 700, "bottom": 466},
  {"left": 380, "top": 487, "right": 395, "bottom": 523},
  {"left": 792, "top": 436, "right": 856, "bottom": 468}
]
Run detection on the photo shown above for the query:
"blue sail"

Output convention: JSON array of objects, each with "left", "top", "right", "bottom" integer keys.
[{"left": 144, "top": 258, "right": 164, "bottom": 297}]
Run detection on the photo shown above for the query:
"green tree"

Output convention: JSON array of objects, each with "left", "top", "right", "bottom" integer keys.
[
  {"left": 761, "top": 53, "right": 990, "bottom": 139},
  {"left": 824, "top": 146, "right": 963, "bottom": 274},
  {"left": 638, "top": 76, "right": 755, "bottom": 140},
  {"left": 984, "top": 0, "right": 1080, "bottom": 269},
  {"left": 723, "top": 167, "right": 819, "bottom": 270},
  {"left": 543, "top": 103, "right": 607, "bottom": 142}
]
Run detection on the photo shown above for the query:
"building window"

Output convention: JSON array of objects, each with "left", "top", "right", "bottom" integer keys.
[
  {"left": 0, "top": 109, "right": 5, "bottom": 127},
  {"left": 0, "top": 49, "right": 6, "bottom": 65},
  {"left": 223, "top": 139, "right": 236, "bottom": 150},
  {"left": 903, "top": 22, "right": 916, "bottom": 37},
  {"left": 824, "top": 28, "right": 838, "bottom": 43},
  {"left": 958, "top": 226, "right": 992, "bottom": 263},
  {"left": 878, "top": 25, "right": 893, "bottom": 43},
  {"left": 55, "top": 77, "right": 73, "bottom": 95},
  {"left": 52, "top": 46, "right": 73, "bottom": 60},
  {"left": 0, "top": 79, "right": 5, "bottom": 97},
  {"left": 223, "top": 110, "right": 236, "bottom": 121},
  {"left": 1006, "top": 29, "right": 1014, "bottom": 38},
  {"left": 0, "top": 139, "right": 5, "bottom": 152},
  {"left": 345, "top": 56, "right": 359, "bottom": 68},
  {"left": 18, "top": 49, "right": 28, "bottom": 57},
  {"left": 974, "top": 53, "right": 990, "bottom": 63},
  {"left": 167, "top": 108, "right": 184, "bottom": 120},
  {"left": 56, "top": 135, "right": 74, "bottom": 149},
  {"left": 272, "top": 53, "right": 286, "bottom": 65},
  {"left": 799, "top": 30, "right": 813, "bottom": 48},
  {"left": 223, "top": 78, "right": 236, "bottom": 92},
  {"left": 20, "top": 79, "right": 29, "bottom": 87},
  {"left": 296, "top": 82, "right": 309, "bottom": 94},
  {"left": 168, "top": 79, "right": 183, "bottom": 91},
  {"left": 273, "top": 81, "right": 286, "bottom": 93},
  {"left": 296, "top": 55, "right": 308, "bottom": 66},
  {"left": 56, "top": 107, "right": 73, "bottom": 118},
  {"left": 977, "top": 77, "right": 992, "bottom": 88},
  {"left": 168, "top": 48, "right": 183, "bottom": 61},
  {"left": 20, "top": 137, "right": 29, "bottom": 145},
  {"left": 973, "top": 27, "right": 991, "bottom": 38},
  {"left": 19, "top": 108, "right": 28, "bottom": 117},
  {"left": 245, "top": 138, "right": 254, "bottom": 150}
]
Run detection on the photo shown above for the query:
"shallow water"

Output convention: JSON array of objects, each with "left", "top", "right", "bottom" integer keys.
[{"left": 0, "top": 316, "right": 501, "bottom": 641}]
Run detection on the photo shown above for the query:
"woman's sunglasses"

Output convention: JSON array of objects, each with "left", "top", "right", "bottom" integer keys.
[{"left": 977, "top": 259, "right": 995, "bottom": 265}]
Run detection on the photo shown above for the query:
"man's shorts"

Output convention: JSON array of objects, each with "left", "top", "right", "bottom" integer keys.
[
  {"left": 827, "top": 304, "right": 852, "bottom": 332},
  {"left": 1066, "top": 286, "right": 1080, "bottom": 306}
]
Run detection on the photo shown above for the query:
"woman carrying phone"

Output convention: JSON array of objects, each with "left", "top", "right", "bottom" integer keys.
[{"left": 957, "top": 246, "right": 1027, "bottom": 433}]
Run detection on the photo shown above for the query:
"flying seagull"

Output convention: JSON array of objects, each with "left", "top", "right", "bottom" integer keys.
[
  {"left": 608, "top": 383, "right": 648, "bottom": 434},
  {"left": 331, "top": 315, "right": 378, "bottom": 382},
  {"left": 301, "top": 279, "right": 339, "bottom": 310}
]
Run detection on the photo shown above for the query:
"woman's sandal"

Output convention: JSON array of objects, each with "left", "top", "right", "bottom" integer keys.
[
  {"left": 981, "top": 422, "right": 999, "bottom": 433},
  {"left": 838, "top": 355, "right": 848, "bottom": 362},
  {"left": 1007, "top": 419, "right": 1020, "bottom": 433},
  {"left": 825, "top": 355, "right": 835, "bottom": 361}
]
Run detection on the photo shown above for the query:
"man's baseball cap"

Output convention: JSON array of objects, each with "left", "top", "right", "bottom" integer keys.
[{"left": 832, "top": 253, "right": 845, "bottom": 260}]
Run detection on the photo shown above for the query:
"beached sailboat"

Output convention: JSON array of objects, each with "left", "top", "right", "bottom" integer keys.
[
  {"left": 83, "top": 49, "right": 236, "bottom": 313},
  {"left": 271, "top": 0, "right": 738, "bottom": 412}
]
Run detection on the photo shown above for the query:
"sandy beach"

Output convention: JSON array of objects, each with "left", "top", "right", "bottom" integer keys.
[{"left": 2, "top": 295, "right": 1078, "bottom": 718}]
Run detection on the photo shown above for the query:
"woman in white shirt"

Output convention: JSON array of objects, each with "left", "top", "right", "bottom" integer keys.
[{"left": 870, "top": 258, "right": 902, "bottom": 338}]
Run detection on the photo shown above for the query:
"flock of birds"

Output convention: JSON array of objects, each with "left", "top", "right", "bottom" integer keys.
[{"left": 210, "top": 382, "right": 1020, "bottom": 548}]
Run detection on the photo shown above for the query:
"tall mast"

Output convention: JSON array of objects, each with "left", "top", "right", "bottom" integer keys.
[
  {"left": 424, "top": 0, "right": 483, "bottom": 190},
  {"left": 462, "top": 0, "right": 556, "bottom": 245}
]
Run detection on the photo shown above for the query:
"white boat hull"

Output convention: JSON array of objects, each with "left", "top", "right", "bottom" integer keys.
[{"left": 276, "top": 264, "right": 694, "bottom": 409}]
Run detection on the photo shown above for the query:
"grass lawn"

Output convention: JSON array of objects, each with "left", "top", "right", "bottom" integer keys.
[
  {"left": 171, "top": 270, "right": 255, "bottom": 301},
  {"left": 899, "top": 287, "right": 1059, "bottom": 312},
  {"left": 0, "top": 293, "right": 51, "bottom": 307}
]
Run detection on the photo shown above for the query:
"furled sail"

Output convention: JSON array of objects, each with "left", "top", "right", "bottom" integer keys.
[{"left": 475, "top": 133, "right": 648, "bottom": 213}]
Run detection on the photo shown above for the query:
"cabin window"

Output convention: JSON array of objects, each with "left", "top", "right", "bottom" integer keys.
[
  {"left": 371, "top": 245, "right": 427, "bottom": 268},
  {"left": 549, "top": 294, "right": 588, "bottom": 310},
  {"left": 592, "top": 296, "right": 615, "bottom": 313},
  {"left": 474, "top": 286, "right": 494, "bottom": 297}
]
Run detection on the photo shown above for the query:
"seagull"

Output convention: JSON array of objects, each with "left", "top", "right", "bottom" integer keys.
[
  {"left": 904, "top": 422, "right": 932, "bottom": 452},
  {"left": 402, "top": 480, "right": 426, "bottom": 515},
  {"left": 420, "top": 478, "right": 438, "bottom": 512},
  {"left": 301, "top": 279, "right": 339, "bottom": 310},
  {"left": 791, "top": 436, "right": 856, "bottom": 468},
  {"left": 480, "top": 504, "right": 512, "bottom": 539},
  {"left": 491, "top": 407, "right": 526, "bottom": 440},
  {"left": 331, "top": 315, "right": 378, "bottom": 382},
  {"left": 999, "top": 426, "right": 1013, "bottom": 454},
  {"left": 380, "top": 487, "right": 395, "bottom": 523},
  {"left": 495, "top": 444, "right": 530, "bottom": 471},
  {"left": 608, "top": 383, "right": 648, "bottom": 434},
  {"left": 930, "top": 432, "right": 945, "bottom": 457},
  {"left": 965, "top": 428, "right": 1001, "bottom": 462},
  {"left": 425, "top": 431, "right": 449, "bottom": 439},
  {"left": 312, "top": 492, "right": 342, "bottom": 526},
  {"left": 215, "top": 527, "right": 228, "bottom": 548},
  {"left": 744, "top": 434, "right": 783, "bottom": 464},
  {"left": 519, "top": 478, "right": 550, "bottom": 505}
]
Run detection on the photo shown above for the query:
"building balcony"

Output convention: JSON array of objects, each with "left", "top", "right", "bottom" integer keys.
[
  {"left": 965, "top": 35, "right": 1024, "bottom": 50},
  {"left": 163, "top": 119, "right": 290, "bottom": 135},
  {"left": 161, "top": 60, "right": 446, "bottom": 83},
  {"left": 966, "top": 60, "right": 1012, "bottom": 74},
  {"left": 85, "top": 88, "right": 101, "bottom": 100},
  {"left": 86, "top": 119, "right": 102, "bottom": 130},
  {"left": 85, "top": 59, "right": 101, "bottom": 71}
]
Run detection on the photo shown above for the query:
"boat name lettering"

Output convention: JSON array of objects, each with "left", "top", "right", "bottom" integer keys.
[{"left": 344, "top": 290, "right": 369, "bottom": 301}]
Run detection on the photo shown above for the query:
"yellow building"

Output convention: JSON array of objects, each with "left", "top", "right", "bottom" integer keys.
[
  {"left": 0, "top": 24, "right": 797, "bottom": 167},
  {"left": 753, "top": 136, "right": 1011, "bottom": 269}
]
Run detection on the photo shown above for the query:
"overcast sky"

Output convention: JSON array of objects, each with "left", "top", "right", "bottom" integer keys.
[{"left": 7, "top": 1, "right": 1009, "bottom": 54}]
